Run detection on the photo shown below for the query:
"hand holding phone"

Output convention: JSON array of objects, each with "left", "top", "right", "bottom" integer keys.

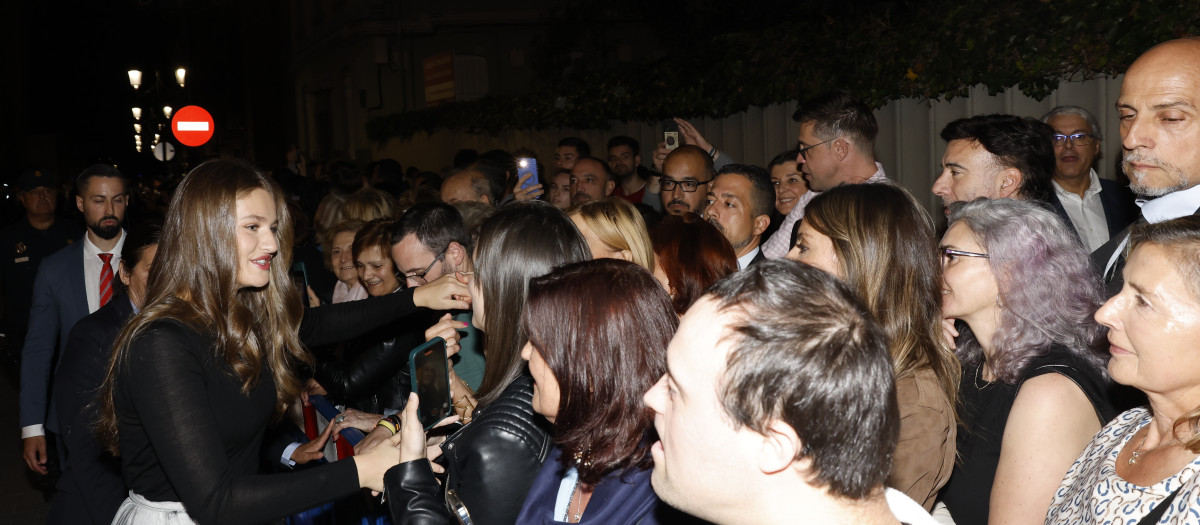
[{"left": 409, "top": 338, "right": 454, "bottom": 429}]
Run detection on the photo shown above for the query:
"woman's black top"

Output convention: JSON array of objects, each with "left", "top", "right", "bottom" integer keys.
[
  {"left": 939, "top": 344, "right": 1117, "bottom": 525},
  {"left": 114, "top": 290, "right": 421, "bottom": 525}
]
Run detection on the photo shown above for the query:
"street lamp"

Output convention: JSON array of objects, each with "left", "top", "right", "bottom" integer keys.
[{"left": 126, "top": 66, "right": 189, "bottom": 154}]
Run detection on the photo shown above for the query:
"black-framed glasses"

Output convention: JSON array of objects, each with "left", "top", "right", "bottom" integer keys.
[
  {"left": 797, "top": 139, "right": 834, "bottom": 160},
  {"left": 660, "top": 178, "right": 711, "bottom": 192},
  {"left": 940, "top": 247, "right": 989, "bottom": 264},
  {"left": 406, "top": 249, "right": 447, "bottom": 286},
  {"left": 1052, "top": 133, "right": 1095, "bottom": 147}
]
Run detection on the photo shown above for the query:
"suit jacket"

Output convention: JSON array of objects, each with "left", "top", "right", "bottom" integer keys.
[
  {"left": 1049, "top": 178, "right": 1141, "bottom": 246},
  {"left": 20, "top": 235, "right": 89, "bottom": 432},
  {"left": 48, "top": 293, "right": 134, "bottom": 525},
  {"left": 1091, "top": 204, "right": 1200, "bottom": 297}
]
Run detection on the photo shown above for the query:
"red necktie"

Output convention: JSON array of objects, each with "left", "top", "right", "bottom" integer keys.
[{"left": 99, "top": 253, "right": 114, "bottom": 307}]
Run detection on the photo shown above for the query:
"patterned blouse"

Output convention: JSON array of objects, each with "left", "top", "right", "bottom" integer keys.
[{"left": 1046, "top": 407, "right": 1200, "bottom": 524}]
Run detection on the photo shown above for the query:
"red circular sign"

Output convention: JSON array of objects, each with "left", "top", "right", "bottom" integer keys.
[{"left": 171, "top": 105, "right": 214, "bottom": 147}]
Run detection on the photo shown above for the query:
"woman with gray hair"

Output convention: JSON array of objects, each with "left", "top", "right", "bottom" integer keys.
[{"left": 937, "top": 198, "right": 1116, "bottom": 525}]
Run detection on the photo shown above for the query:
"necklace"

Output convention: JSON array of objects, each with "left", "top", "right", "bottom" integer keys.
[
  {"left": 1129, "top": 431, "right": 1180, "bottom": 465},
  {"left": 565, "top": 450, "right": 592, "bottom": 523},
  {"left": 973, "top": 364, "right": 992, "bottom": 390}
]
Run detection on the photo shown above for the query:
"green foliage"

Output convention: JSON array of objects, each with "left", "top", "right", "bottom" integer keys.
[{"left": 366, "top": 0, "right": 1200, "bottom": 142}]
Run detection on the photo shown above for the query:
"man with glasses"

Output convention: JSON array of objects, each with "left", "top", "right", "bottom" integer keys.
[
  {"left": 389, "top": 202, "right": 484, "bottom": 389},
  {"left": 1041, "top": 105, "right": 1139, "bottom": 252},
  {"left": 931, "top": 114, "right": 1057, "bottom": 216},
  {"left": 760, "top": 91, "right": 888, "bottom": 259},
  {"left": 660, "top": 145, "right": 716, "bottom": 216}
]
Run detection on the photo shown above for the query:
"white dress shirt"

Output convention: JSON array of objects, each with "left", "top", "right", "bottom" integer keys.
[
  {"left": 82, "top": 230, "right": 126, "bottom": 313},
  {"left": 737, "top": 246, "right": 761, "bottom": 270},
  {"left": 1104, "top": 182, "right": 1200, "bottom": 274},
  {"left": 1052, "top": 169, "right": 1110, "bottom": 252}
]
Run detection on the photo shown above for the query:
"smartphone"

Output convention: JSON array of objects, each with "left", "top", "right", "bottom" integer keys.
[
  {"left": 517, "top": 157, "right": 539, "bottom": 190},
  {"left": 409, "top": 338, "right": 453, "bottom": 429},
  {"left": 663, "top": 132, "right": 679, "bottom": 150}
]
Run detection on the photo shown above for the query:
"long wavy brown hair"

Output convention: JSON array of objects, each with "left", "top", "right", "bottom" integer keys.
[
  {"left": 96, "top": 159, "right": 308, "bottom": 454},
  {"left": 803, "top": 183, "right": 960, "bottom": 411}
]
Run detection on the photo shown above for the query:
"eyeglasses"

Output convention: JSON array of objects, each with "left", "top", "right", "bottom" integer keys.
[
  {"left": 1052, "top": 133, "right": 1095, "bottom": 147},
  {"left": 406, "top": 249, "right": 447, "bottom": 286},
  {"left": 940, "top": 247, "right": 989, "bottom": 264},
  {"left": 797, "top": 139, "right": 834, "bottom": 160},
  {"left": 660, "top": 178, "right": 711, "bottom": 192}
]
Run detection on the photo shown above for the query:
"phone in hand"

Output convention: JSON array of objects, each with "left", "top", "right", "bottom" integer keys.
[
  {"left": 290, "top": 262, "right": 309, "bottom": 299},
  {"left": 517, "top": 158, "right": 539, "bottom": 190},
  {"left": 409, "top": 338, "right": 453, "bottom": 429},
  {"left": 663, "top": 132, "right": 679, "bottom": 150}
]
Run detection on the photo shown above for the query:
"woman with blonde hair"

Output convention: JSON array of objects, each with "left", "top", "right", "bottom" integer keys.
[
  {"left": 788, "top": 183, "right": 958, "bottom": 510},
  {"left": 343, "top": 187, "right": 397, "bottom": 223},
  {"left": 1048, "top": 216, "right": 1200, "bottom": 524},
  {"left": 568, "top": 197, "right": 655, "bottom": 271}
]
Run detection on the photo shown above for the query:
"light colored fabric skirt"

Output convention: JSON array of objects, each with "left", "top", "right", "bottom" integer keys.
[{"left": 111, "top": 492, "right": 197, "bottom": 525}]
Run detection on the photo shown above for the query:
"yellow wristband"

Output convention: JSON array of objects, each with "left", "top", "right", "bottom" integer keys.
[{"left": 376, "top": 419, "right": 398, "bottom": 435}]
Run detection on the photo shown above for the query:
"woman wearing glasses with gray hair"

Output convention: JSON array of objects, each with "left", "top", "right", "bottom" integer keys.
[{"left": 937, "top": 198, "right": 1117, "bottom": 525}]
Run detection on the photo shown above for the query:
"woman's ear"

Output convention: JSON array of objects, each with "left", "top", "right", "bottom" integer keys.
[
  {"left": 616, "top": 249, "right": 634, "bottom": 262},
  {"left": 119, "top": 262, "right": 132, "bottom": 287}
]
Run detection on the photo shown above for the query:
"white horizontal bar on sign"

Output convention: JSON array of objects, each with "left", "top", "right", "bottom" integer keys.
[{"left": 177, "top": 121, "right": 210, "bottom": 131}]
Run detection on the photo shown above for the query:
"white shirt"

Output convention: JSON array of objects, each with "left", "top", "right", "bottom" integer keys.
[
  {"left": 737, "top": 246, "right": 761, "bottom": 270},
  {"left": 761, "top": 162, "right": 888, "bottom": 259},
  {"left": 82, "top": 230, "right": 126, "bottom": 314},
  {"left": 1052, "top": 169, "right": 1109, "bottom": 252},
  {"left": 885, "top": 489, "right": 939, "bottom": 525},
  {"left": 1104, "top": 182, "right": 1200, "bottom": 275}
]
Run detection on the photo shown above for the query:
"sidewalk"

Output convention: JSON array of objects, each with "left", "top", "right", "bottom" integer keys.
[{"left": 0, "top": 367, "right": 52, "bottom": 525}]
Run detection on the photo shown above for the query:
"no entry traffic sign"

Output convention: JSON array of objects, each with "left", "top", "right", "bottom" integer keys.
[{"left": 171, "top": 105, "right": 214, "bottom": 147}]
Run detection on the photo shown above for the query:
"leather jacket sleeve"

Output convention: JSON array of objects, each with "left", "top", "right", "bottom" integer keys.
[
  {"left": 444, "top": 375, "right": 553, "bottom": 525},
  {"left": 384, "top": 461, "right": 452, "bottom": 525},
  {"left": 313, "top": 327, "right": 416, "bottom": 406}
]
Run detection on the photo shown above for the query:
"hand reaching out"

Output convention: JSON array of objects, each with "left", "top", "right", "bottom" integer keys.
[{"left": 290, "top": 417, "right": 337, "bottom": 465}]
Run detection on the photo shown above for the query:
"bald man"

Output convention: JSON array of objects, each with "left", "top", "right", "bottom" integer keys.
[
  {"left": 660, "top": 145, "right": 715, "bottom": 215},
  {"left": 441, "top": 170, "right": 493, "bottom": 205},
  {"left": 1093, "top": 37, "right": 1200, "bottom": 295}
]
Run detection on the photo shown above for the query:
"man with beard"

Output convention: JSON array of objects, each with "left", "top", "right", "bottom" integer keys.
[
  {"left": 929, "top": 114, "right": 1057, "bottom": 215},
  {"left": 660, "top": 145, "right": 716, "bottom": 216},
  {"left": 703, "top": 164, "right": 773, "bottom": 269},
  {"left": 1094, "top": 37, "right": 1200, "bottom": 295},
  {"left": 20, "top": 165, "right": 127, "bottom": 480},
  {"left": 568, "top": 157, "right": 616, "bottom": 205},
  {"left": 608, "top": 136, "right": 662, "bottom": 212}
]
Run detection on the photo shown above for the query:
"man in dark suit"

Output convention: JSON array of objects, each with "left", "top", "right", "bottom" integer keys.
[
  {"left": 47, "top": 222, "right": 158, "bottom": 525},
  {"left": 704, "top": 164, "right": 774, "bottom": 270},
  {"left": 1093, "top": 38, "right": 1200, "bottom": 296},
  {"left": 19, "top": 165, "right": 127, "bottom": 478},
  {"left": 1041, "top": 106, "right": 1140, "bottom": 252}
]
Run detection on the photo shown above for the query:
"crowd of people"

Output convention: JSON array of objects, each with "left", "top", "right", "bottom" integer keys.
[{"left": 5, "top": 36, "right": 1200, "bottom": 525}]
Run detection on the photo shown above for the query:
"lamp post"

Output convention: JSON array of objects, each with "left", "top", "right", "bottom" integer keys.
[{"left": 127, "top": 67, "right": 188, "bottom": 154}]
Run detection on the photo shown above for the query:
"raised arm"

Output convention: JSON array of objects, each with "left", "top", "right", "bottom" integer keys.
[{"left": 989, "top": 373, "right": 1101, "bottom": 525}]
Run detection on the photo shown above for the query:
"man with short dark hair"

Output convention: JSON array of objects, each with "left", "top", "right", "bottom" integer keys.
[
  {"left": 761, "top": 91, "right": 888, "bottom": 258},
  {"left": 608, "top": 136, "right": 662, "bottom": 212},
  {"left": 703, "top": 164, "right": 773, "bottom": 269},
  {"left": 389, "top": 202, "right": 483, "bottom": 389},
  {"left": 554, "top": 137, "right": 590, "bottom": 171},
  {"left": 20, "top": 165, "right": 128, "bottom": 477},
  {"left": 1040, "top": 105, "right": 1139, "bottom": 252},
  {"left": 660, "top": 145, "right": 715, "bottom": 216},
  {"left": 1, "top": 170, "right": 82, "bottom": 372},
  {"left": 931, "top": 114, "right": 1056, "bottom": 214},
  {"left": 644, "top": 261, "right": 936, "bottom": 524},
  {"left": 568, "top": 157, "right": 615, "bottom": 205}
]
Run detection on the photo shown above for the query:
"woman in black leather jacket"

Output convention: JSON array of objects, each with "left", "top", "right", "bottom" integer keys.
[
  {"left": 383, "top": 201, "right": 591, "bottom": 525},
  {"left": 312, "top": 219, "right": 432, "bottom": 418}
]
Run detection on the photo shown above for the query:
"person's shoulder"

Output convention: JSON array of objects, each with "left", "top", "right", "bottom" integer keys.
[
  {"left": 40, "top": 233, "right": 84, "bottom": 263},
  {"left": 458, "top": 375, "right": 552, "bottom": 453},
  {"left": 884, "top": 488, "right": 940, "bottom": 525}
]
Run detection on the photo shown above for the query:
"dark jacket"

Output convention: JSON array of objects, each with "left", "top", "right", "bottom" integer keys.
[
  {"left": 47, "top": 292, "right": 134, "bottom": 525},
  {"left": 384, "top": 374, "right": 553, "bottom": 525},
  {"left": 1048, "top": 177, "right": 1140, "bottom": 246},
  {"left": 314, "top": 307, "right": 435, "bottom": 414}
]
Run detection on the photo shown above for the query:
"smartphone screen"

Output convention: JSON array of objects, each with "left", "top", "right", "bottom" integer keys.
[
  {"left": 290, "top": 269, "right": 307, "bottom": 298},
  {"left": 409, "top": 338, "right": 452, "bottom": 429},
  {"left": 517, "top": 158, "right": 539, "bottom": 190}
]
